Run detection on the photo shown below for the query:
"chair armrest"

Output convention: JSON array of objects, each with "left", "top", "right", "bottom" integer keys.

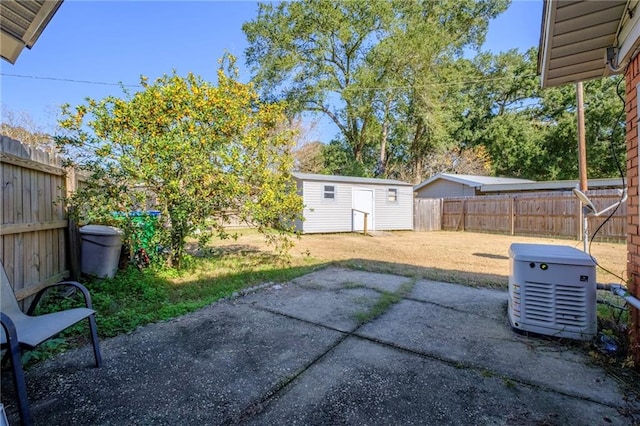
[
  {"left": 0, "top": 312, "right": 18, "bottom": 341},
  {"left": 26, "top": 281, "right": 94, "bottom": 315},
  {"left": 0, "top": 313, "right": 21, "bottom": 352}
]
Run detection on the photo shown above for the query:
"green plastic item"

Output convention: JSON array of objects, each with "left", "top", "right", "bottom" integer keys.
[
  {"left": 131, "top": 214, "right": 158, "bottom": 253},
  {"left": 112, "top": 211, "right": 160, "bottom": 253}
]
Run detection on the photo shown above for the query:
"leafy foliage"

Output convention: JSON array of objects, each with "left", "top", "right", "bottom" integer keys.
[
  {"left": 538, "top": 77, "right": 626, "bottom": 180},
  {"left": 455, "top": 48, "right": 626, "bottom": 180},
  {"left": 244, "top": 0, "right": 509, "bottom": 181},
  {"left": 246, "top": 0, "right": 625, "bottom": 184},
  {"left": 294, "top": 141, "right": 325, "bottom": 173},
  {"left": 57, "top": 56, "right": 302, "bottom": 268}
]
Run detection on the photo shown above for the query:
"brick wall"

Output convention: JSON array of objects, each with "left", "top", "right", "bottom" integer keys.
[{"left": 625, "top": 55, "right": 640, "bottom": 363}]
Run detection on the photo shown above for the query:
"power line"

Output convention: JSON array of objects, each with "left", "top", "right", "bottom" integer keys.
[
  {"left": 0, "top": 71, "right": 538, "bottom": 91},
  {"left": 1, "top": 72, "right": 141, "bottom": 88}
]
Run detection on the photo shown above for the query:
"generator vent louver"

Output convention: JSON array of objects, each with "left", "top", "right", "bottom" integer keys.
[
  {"left": 523, "top": 282, "right": 588, "bottom": 327},
  {"left": 508, "top": 243, "right": 596, "bottom": 341}
]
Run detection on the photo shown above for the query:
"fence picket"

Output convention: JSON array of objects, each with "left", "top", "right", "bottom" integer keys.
[
  {"left": 415, "top": 190, "right": 626, "bottom": 241},
  {"left": 1, "top": 136, "right": 70, "bottom": 304}
]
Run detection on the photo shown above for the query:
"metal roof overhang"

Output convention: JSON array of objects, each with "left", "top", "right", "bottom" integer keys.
[
  {"left": 293, "top": 173, "right": 412, "bottom": 187},
  {"left": 538, "top": 0, "right": 629, "bottom": 88},
  {"left": 0, "top": 0, "right": 63, "bottom": 64},
  {"left": 479, "top": 178, "right": 624, "bottom": 193}
]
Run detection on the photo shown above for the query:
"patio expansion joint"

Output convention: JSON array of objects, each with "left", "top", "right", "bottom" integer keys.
[
  {"left": 335, "top": 281, "right": 504, "bottom": 323},
  {"left": 245, "top": 304, "right": 629, "bottom": 415},
  {"left": 346, "top": 332, "right": 629, "bottom": 412},
  {"left": 226, "top": 301, "right": 434, "bottom": 424},
  {"left": 400, "top": 294, "right": 507, "bottom": 322},
  {"left": 220, "top": 306, "right": 351, "bottom": 425}
]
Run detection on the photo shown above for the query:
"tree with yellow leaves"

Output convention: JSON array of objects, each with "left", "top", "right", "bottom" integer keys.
[{"left": 57, "top": 56, "right": 302, "bottom": 268}]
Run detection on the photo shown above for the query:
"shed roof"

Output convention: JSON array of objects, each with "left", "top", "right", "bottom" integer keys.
[
  {"left": 292, "top": 173, "right": 412, "bottom": 187},
  {"left": 479, "top": 177, "right": 625, "bottom": 193},
  {"left": 538, "top": 0, "right": 629, "bottom": 88},
  {"left": 413, "top": 173, "right": 534, "bottom": 192},
  {"left": 1, "top": 0, "right": 63, "bottom": 64}
]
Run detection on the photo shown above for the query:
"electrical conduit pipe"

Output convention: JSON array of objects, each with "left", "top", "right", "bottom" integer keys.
[{"left": 597, "top": 283, "right": 640, "bottom": 311}]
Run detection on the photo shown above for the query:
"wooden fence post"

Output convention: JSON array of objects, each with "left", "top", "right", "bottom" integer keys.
[
  {"left": 461, "top": 199, "right": 466, "bottom": 231},
  {"left": 363, "top": 213, "right": 368, "bottom": 236},
  {"left": 65, "top": 167, "right": 80, "bottom": 280},
  {"left": 510, "top": 196, "right": 515, "bottom": 236}
]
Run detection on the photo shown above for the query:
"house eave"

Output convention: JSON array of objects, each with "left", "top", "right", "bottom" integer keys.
[
  {"left": 538, "top": 0, "right": 629, "bottom": 88},
  {"left": 1, "top": 0, "right": 63, "bottom": 64}
]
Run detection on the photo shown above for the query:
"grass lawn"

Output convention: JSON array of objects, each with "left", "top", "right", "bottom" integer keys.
[
  {"left": 31, "top": 229, "right": 629, "bottom": 365},
  {"left": 213, "top": 229, "right": 627, "bottom": 288}
]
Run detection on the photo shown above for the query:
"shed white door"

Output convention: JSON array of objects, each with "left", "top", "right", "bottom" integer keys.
[{"left": 352, "top": 189, "right": 374, "bottom": 232}]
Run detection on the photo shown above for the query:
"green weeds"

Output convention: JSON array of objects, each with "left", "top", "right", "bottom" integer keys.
[
  {"left": 353, "top": 280, "right": 415, "bottom": 325},
  {"left": 502, "top": 378, "right": 516, "bottom": 389},
  {"left": 26, "top": 250, "right": 321, "bottom": 365},
  {"left": 342, "top": 281, "right": 365, "bottom": 289}
]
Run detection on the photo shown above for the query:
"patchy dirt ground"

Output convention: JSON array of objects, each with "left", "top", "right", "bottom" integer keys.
[{"left": 212, "top": 230, "right": 627, "bottom": 288}]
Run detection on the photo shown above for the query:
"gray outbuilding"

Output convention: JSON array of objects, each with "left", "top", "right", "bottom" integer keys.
[
  {"left": 293, "top": 173, "right": 413, "bottom": 234},
  {"left": 414, "top": 173, "right": 534, "bottom": 198},
  {"left": 414, "top": 173, "right": 624, "bottom": 198}
]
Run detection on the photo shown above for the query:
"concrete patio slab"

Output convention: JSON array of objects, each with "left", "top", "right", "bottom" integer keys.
[
  {"left": 239, "top": 283, "right": 380, "bottom": 333},
  {"left": 248, "top": 337, "right": 626, "bottom": 426},
  {"left": 2, "top": 303, "right": 342, "bottom": 425},
  {"left": 409, "top": 278, "right": 509, "bottom": 321},
  {"left": 289, "top": 267, "right": 411, "bottom": 293},
  {"left": 357, "top": 298, "right": 622, "bottom": 406},
  {"left": 1, "top": 266, "right": 638, "bottom": 425}
]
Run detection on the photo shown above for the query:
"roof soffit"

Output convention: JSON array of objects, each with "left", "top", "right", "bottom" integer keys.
[
  {"left": 539, "top": 0, "right": 627, "bottom": 88},
  {"left": 0, "top": 0, "right": 63, "bottom": 64}
]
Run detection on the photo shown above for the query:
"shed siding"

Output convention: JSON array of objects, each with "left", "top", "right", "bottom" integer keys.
[
  {"left": 374, "top": 186, "right": 413, "bottom": 230},
  {"left": 415, "top": 180, "right": 477, "bottom": 198},
  {"left": 299, "top": 180, "right": 353, "bottom": 233},
  {"left": 296, "top": 177, "right": 413, "bottom": 233}
]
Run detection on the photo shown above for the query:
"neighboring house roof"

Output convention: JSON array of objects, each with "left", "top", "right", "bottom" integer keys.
[
  {"left": 538, "top": 0, "right": 629, "bottom": 88},
  {"left": 293, "top": 173, "right": 412, "bottom": 187},
  {"left": 479, "top": 178, "right": 625, "bottom": 193},
  {"left": 0, "top": 0, "right": 63, "bottom": 64},
  {"left": 413, "top": 173, "right": 534, "bottom": 192},
  {"left": 414, "top": 173, "right": 624, "bottom": 194}
]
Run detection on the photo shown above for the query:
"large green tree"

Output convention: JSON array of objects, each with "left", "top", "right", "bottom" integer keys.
[
  {"left": 453, "top": 48, "right": 625, "bottom": 180},
  {"left": 57, "top": 58, "right": 302, "bottom": 268},
  {"left": 244, "top": 0, "right": 509, "bottom": 181},
  {"left": 536, "top": 76, "right": 626, "bottom": 180}
]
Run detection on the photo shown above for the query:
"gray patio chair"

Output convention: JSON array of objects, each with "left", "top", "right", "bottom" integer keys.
[{"left": 0, "top": 262, "right": 102, "bottom": 426}]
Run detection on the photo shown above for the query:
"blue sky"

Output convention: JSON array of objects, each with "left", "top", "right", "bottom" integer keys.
[{"left": 0, "top": 0, "right": 543, "bottom": 142}]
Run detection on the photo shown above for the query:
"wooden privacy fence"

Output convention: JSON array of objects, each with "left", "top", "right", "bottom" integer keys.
[
  {"left": 414, "top": 198, "right": 442, "bottom": 231},
  {"left": 415, "top": 190, "right": 626, "bottom": 241},
  {"left": 0, "top": 136, "right": 82, "bottom": 304}
]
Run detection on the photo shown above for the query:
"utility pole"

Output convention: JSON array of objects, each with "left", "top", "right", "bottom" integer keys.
[
  {"left": 576, "top": 81, "right": 588, "bottom": 191},
  {"left": 576, "top": 81, "right": 588, "bottom": 251}
]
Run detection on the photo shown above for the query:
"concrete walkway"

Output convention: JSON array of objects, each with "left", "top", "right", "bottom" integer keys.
[{"left": 2, "top": 267, "right": 639, "bottom": 425}]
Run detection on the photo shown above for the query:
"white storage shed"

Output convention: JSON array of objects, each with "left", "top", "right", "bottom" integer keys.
[{"left": 293, "top": 173, "right": 413, "bottom": 234}]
